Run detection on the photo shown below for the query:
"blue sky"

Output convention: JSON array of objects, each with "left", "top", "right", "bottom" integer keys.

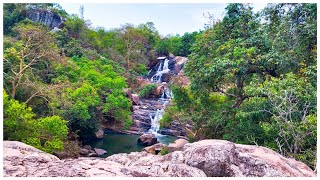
[{"left": 60, "top": 3, "right": 268, "bottom": 36}]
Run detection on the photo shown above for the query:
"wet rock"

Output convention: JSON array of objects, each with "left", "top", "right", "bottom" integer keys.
[
  {"left": 155, "top": 85, "right": 164, "bottom": 97},
  {"left": 83, "top": 145, "right": 92, "bottom": 150},
  {"left": 137, "top": 133, "right": 158, "bottom": 146},
  {"left": 160, "top": 73, "right": 172, "bottom": 82},
  {"left": 80, "top": 148, "right": 89, "bottom": 156},
  {"left": 94, "top": 148, "right": 107, "bottom": 156},
  {"left": 95, "top": 129, "right": 104, "bottom": 139}
]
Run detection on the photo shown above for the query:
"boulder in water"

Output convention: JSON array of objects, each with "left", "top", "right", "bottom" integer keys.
[
  {"left": 94, "top": 148, "right": 107, "bottom": 156},
  {"left": 137, "top": 133, "right": 158, "bottom": 146},
  {"left": 160, "top": 72, "right": 172, "bottom": 82}
]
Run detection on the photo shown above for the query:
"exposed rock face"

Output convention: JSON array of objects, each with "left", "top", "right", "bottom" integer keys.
[
  {"left": 178, "top": 140, "right": 316, "bottom": 177},
  {"left": 137, "top": 133, "right": 158, "bottom": 146},
  {"left": 27, "top": 8, "right": 63, "bottom": 29},
  {"left": 4, "top": 140, "right": 315, "bottom": 177},
  {"left": 129, "top": 99, "right": 165, "bottom": 133},
  {"left": 159, "top": 120, "right": 188, "bottom": 137},
  {"left": 174, "top": 56, "right": 188, "bottom": 73}
]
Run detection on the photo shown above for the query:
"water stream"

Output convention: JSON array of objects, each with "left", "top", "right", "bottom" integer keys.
[
  {"left": 151, "top": 58, "right": 170, "bottom": 83},
  {"left": 89, "top": 57, "right": 177, "bottom": 156}
]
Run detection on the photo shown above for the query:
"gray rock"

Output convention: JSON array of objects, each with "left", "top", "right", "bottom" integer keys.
[
  {"left": 137, "top": 133, "right": 158, "bottom": 146},
  {"left": 3, "top": 140, "right": 316, "bottom": 177},
  {"left": 83, "top": 145, "right": 92, "bottom": 150},
  {"left": 27, "top": 8, "right": 63, "bottom": 29},
  {"left": 80, "top": 148, "right": 89, "bottom": 156},
  {"left": 88, "top": 153, "right": 98, "bottom": 157},
  {"left": 94, "top": 148, "right": 107, "bottom": 156}
]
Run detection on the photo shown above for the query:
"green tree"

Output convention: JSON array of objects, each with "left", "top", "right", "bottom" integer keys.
[{"left": 3, "top": 90, "right": 68, "bottom": 153}]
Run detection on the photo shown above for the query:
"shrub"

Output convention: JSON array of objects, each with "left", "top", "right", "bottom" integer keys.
[
  {"left": 139, "top": 83, "right": 157, "bottom": 98},
  {"left": 3, "top": 90, "right": 68, "bottom": 153},
  {"left": 159, "top": 146, "right": 170, "bottom": 155}
]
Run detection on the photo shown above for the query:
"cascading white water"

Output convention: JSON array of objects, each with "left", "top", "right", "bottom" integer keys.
[
  {"left": 148, "top": 58, "right": 173, "bottom": 136},
  {"left": 148, "top": 109, "right": 164, "bottom": 134},
  {"left": 160, "top": 86, "right": 173, "bottom": 100},
  {"left": 151, "top": 58, "right": 170, "bottom": 83}
]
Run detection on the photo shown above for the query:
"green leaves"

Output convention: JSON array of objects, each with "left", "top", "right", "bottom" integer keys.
[
  {"left": 3, "top": 90, "right": 68, "bottom": 154},
  {"left": 138, "top": 83, "right": 157, "bottom": 98}
]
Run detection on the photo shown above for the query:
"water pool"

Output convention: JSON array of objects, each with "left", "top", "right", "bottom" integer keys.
[{"left": 89, "top": 131, "right": 177, "bottom": 157}]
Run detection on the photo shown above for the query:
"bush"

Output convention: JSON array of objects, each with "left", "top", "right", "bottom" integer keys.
[
  {"left": 159, "top": 146, "right": 170, "bottom": 155},
  {"left": 3, "top": 90, "right": 68, "bottom": 153},
  {"left": 139, "top": 83, "right": 157, "bottom": 98}
]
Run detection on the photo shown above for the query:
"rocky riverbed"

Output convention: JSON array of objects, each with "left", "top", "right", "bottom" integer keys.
[{"left": 3, "top": 140, "right": 316, "bottom": 177}]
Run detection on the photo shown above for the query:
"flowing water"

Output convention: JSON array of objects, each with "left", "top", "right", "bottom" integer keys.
[
  {"left": 151, "top": 58, "right": 170, "bottom": 83},
  {"left": 89, "top": 57, "right": 177, "bottom": 157}
]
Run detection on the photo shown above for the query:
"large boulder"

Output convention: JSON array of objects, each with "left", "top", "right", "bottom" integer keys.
[
  {"left": 137, "top": 133, "right": 158, "bottom": 146},
  {"left": 178, "top": 140, "right": 316, "bottom": 177},
  {"left": 4, "top": 140, "right": 316, "bottom": 177}
]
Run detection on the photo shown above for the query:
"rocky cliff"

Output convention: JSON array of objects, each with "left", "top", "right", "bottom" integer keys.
[
  {"left": 27, "top": 8, "right": 63, "bottom": 29},
  {"left": 3, "top": 140, "right": 315, "bottom": 177}
]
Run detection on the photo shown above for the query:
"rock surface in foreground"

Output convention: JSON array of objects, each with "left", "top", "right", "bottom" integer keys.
[{"left": 3, "top": 140, "right": 316, "bottom": 177}]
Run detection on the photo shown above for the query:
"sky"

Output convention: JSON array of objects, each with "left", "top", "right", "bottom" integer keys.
[{"left": 61, "top": 3, "right": 268, "bottom": 36}]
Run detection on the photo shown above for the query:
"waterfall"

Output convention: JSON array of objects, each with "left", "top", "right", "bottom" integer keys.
[
  {"left": 148, "top": 86, "right": 173, "bottom": 136},
  {"left": 148, "top": 109, "right": 164, "bottom": 134},
  {"left": 151, "top": 58, "right": 170, "bottom": 83},
  {"left": 160, "top": 86, "right": 173, "bottom": 100}
]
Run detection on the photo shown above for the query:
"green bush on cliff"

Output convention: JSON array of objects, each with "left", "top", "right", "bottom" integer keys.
[{"left": 138, "top": 83, "right": 157, "bottom": 98}]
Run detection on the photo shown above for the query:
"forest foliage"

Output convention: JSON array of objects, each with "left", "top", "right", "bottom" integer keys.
[
  {"left": 166, "top": 3, "right": 317, "bottom": 169},
  {"left": 2, "top": 3, "right": 317, "bottom": 170}
]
